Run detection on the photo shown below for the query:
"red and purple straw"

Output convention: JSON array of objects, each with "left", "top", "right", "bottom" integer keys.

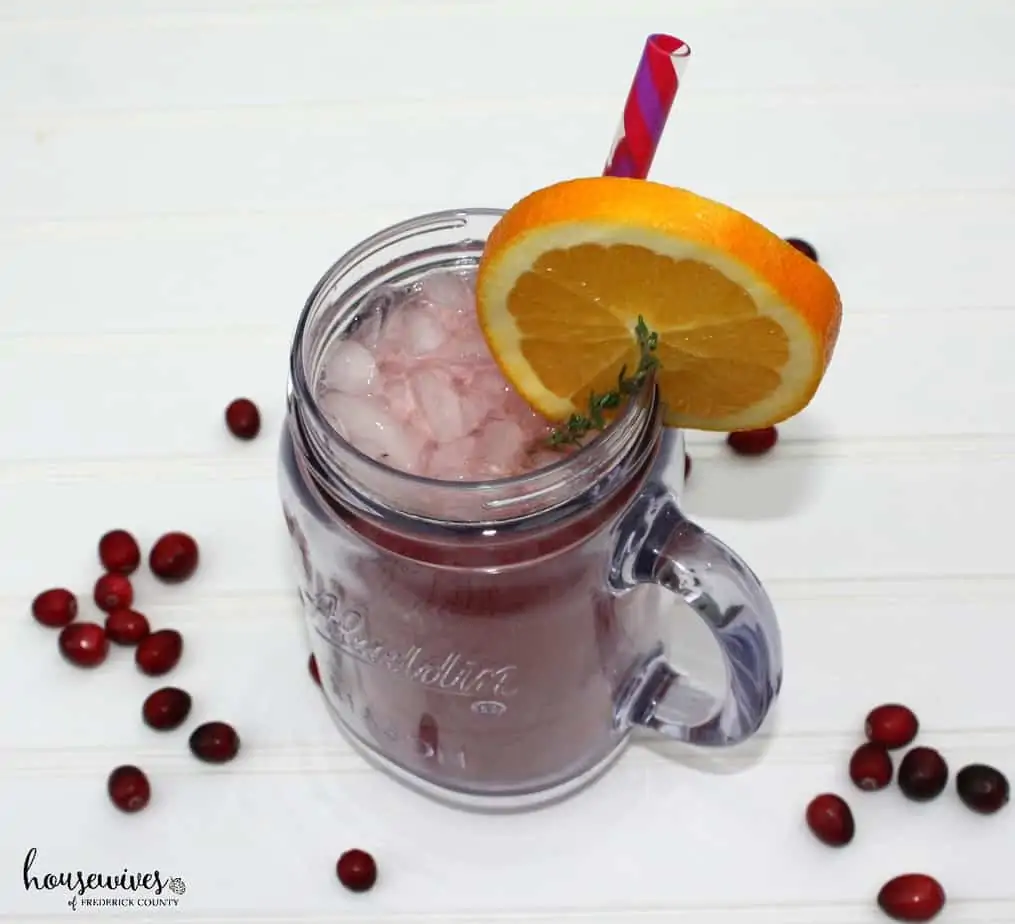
[{"left": 603, "top": 34, "right": 691, "bottom": 180}]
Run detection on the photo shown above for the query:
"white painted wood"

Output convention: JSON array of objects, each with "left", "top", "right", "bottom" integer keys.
[
  {"left": 3, "top": 197, "right": 1014, "bottom": 339},
  {"left": 2, "top": 577, "right": 1014, "bottom": 749},
  {"left": 0, "top": 308, "right": 1012, "bottom": 461},
  {"left": 3, "top": 746, "right": 1014, "bottom": 919},
  {"left": 1, "top": 0, "right": 1014, "bottom": 921},
  {"left": 3, "top": 98, "right": 1012, "bottom": 223}
]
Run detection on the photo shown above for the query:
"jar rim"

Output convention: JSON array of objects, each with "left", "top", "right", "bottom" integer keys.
[{"left": 287, "top": 208, "right": 655, "bottom": 526}]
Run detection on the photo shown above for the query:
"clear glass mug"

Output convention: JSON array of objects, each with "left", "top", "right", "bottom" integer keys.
[{"left": 279, "top": 209, "right": 783, "bottom": 811}]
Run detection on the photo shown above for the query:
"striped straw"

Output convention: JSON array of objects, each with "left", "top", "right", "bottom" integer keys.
[{"left": 603, "top": 34, "right": 691, "bottom": 179}]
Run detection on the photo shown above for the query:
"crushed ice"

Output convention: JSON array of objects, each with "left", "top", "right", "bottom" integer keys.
[{"left": 315, "top": 271, "right": 565, "bottom": 480}]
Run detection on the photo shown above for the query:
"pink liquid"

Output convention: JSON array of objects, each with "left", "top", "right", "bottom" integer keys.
[
  {"left": 284, "top": 265, "right": 670, "bottom": 802},
  {"left": 316, "top": 269, "right": 570, "bottom": 479},
  {"left": 282, "top": 429, "right": 662, "bottom": 796}
]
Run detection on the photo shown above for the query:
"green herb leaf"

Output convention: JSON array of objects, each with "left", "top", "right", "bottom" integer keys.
[{"left": 543, "top": 315, "right": 659, "bottom": 449}]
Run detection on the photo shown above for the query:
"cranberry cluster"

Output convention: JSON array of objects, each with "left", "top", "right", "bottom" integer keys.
[
  {"left": 806, "top": 703, "right": 1008, "bottom": 921},
  {"left": 32, "top": 529, "right": 242, "bottom": 815},
  {"left": 29, "top": 400, "right": 378, "bottom": 893}
]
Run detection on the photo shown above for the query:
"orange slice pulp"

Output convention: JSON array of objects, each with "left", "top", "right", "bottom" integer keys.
[{"left": 475, "top": 177, "right": 842, "bottom": 431}]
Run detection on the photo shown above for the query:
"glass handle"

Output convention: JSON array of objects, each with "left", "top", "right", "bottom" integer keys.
[{"left": 612, "top": 486, "right": 783, "bottom": 746}]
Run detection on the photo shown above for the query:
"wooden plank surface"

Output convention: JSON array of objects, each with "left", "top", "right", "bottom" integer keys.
[{"left": 1, "top": 1, "right": 1013, "bottom": 921}]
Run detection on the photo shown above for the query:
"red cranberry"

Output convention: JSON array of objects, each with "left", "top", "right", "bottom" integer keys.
[
  {"left": 336, "top": 849, "right": 377, "bottom": 893},
  {"left": 225, "top": 398, "right": 261, "bottom": 440},
  {"left": 58, "top": 622, "right": 109, "bottom": 667},
  {"left": 308, "top": 653, "right": 321, "bottom": 686},
  {"left": 726, "top": 427, "right": 778, "bottom": 456},
  {"left": 866, "top": 703, "right": 919, "bottom": 750},
  {"left": 149, "top": 532, "right": 199, "bottom": 583},
  {"left": 785, "top": 237, "right": 819, "bottom": 262},
  {"left": 107, "top": 765, "right": 151, "bottom": 813},
  {"left": 104, "top": 609, "right": 150, "bottom": 646},
  {"left": 877, "top": 874, "right": 946, "bottom": 922},
  {"left": 135, "top": 629, "right": 183, "bottom": 676},
  {"left": 898, "top": 747, "right": 949, "bottom": 802},
  {"left": 93, "top": 573, "right": 133, "bottom": 613},
  {"left": 849, "top": 742, "right": 893, "bottom": 791},
  {"left": 31, "top": 588, "right": 78, "bottom": 628},
  {"left": 956, "top": 763, "right": 1009, "bottom": 815},
  {"left": 98, "top": 529, "right": 141, "bottom": 575},
  {"left": 142, "top": 686, "right": 192, "bottom": 731},
  {"left": 189, "top": 721, "right": 240, "bottom": 764},
  {"left": 683, "top": 453, "right": 692, "bottom": 479},
  {"left": 805, "top": 793, "right": 854, "bottom": 847}
]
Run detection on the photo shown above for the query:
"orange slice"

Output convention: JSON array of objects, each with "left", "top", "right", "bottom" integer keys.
[{"left": 475, "top": 177, "right": 842, "bottom": 431}]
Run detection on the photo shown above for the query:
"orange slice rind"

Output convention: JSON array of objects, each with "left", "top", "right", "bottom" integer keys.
[{"left": 475, "top": 177, "right": 842, "bottom": 431}]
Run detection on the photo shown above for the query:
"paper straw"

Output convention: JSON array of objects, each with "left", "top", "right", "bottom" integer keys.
[{"left": 603, "top": 34, "right": 691, "bottom": 179}]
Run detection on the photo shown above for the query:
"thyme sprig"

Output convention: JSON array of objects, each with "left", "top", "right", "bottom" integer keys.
[{"left": 546, "top": 315, "right": 660, "bottom": 449}]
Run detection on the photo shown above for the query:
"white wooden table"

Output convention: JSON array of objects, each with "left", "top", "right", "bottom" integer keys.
[{"left": 1, "top": 1, "right": 1013, "bottom": 921}]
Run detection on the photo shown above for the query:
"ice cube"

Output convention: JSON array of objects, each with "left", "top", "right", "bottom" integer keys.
[
  {"left": 401, "top": 305, "right": 448, "bottom": 356},
  {"left": 473, "top": 367, "right": 512, "bottom": 404},
  {"left": 318, "top": 391, "right": 385, "bottom": 443},
  {"left": 519, "top": 409, "right": 554, "bottom": 442},
  {"left": 472, "top": 418, "right": 525, "bottom": 477},
  {"left": 318, "top": 392, "right": 427, "bottom": 474},
  {"left": 351, "top": 288, "right": 395, "bottom": 347},
  {"left": 431, "top": 316, "right": 488, "bottom": 368},
  {"left": 458, "top": 385, "right": 490, "bottom": 434},
  {"left": 378, "top": 422, "right": 430, "bottom": 475},
  {"left": 498, "top": 388, "right": 549, "bottom": 437},
  {"left": 457, "top": 312, "right": 491, "bottom": 360},
  {"left": 410, "top": 368, "right": 470, "bottom": 442},
  {"left": 427, "top": 435, "right": 478, "bottom": 480},
  {"left": 322, "top": 339, "right": 377, "bottom": 395},
  {"left": 383, "top": 374, "right": 416, "bottom": 421},
  {"left": 419, "top": 271, "right": 474, "bottom": 317}
]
